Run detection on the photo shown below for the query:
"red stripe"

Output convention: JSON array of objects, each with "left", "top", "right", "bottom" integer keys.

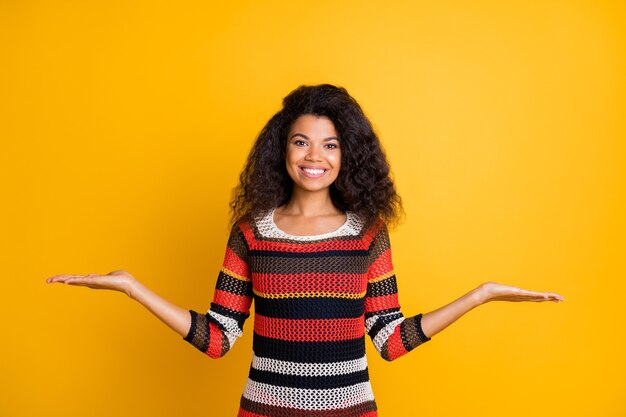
[
  {"left": 237, "top": 410, "right": 265, "bottom": 417},
  {"left": 239, "top": 408, "right": 378, "bottom": 417},
  {"left": 365, "top": 293, "right": 400, "bottom": 313},
  {"left": 213, "top": 289, "right": 252, "bottom": 313},
  {"left": 368, "top": 248, "right": 393, "bottom": 279},
  {"left": 252, "top": 272, "right": 367, "bottom": 295},
  {"left": 207, "top": 321, "right": 224, "bottom": 358},
  {"left": 254, "top": 314, "right": 364, "bottom": 342},
  {"left": 361, "top": 217, "right": 384, "bottom": 248},
  {"left": 385, "top": 329, "right": 408, "bottom": 361},
  {"left": 239, "top": 396, "right": 378, "bottom": 416},
  {"left": 223, "top": 247, "right": 250, "bottom": 278}
]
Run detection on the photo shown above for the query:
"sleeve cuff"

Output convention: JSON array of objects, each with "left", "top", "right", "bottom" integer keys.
[
  {"left": 183, "top": 310, "right": 197, "bottom": 342},
  {"left": 415, "top": 313, "right": 431, "bottom": 342}
]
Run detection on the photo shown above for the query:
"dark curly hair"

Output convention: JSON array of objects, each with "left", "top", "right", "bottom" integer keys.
[{"left": 229, "top": 83, "right": 404, "bottom": 231}]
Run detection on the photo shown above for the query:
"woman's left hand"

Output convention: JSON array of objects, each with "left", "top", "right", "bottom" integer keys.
[{"left": 478, "top": 281, "right": 564, "bottom": 304}]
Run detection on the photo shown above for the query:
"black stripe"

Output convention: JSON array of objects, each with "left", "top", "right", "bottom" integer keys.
[
  {"left": 250, "top": 249, "right": 368, "bottom": 258},
  {"left": 400, "top": 320, "right": 413, "bottom": 352},
  {"left": 248, "top": 254, "right": 368, "bottom": 274},
  {"left": 216, "top": 271, "right": 253, "bottom": 297},
  {"left": 248, "top": 367, "right": 370, "bottom": 390},
  {"left": 414, "top": 313, "right": 431, "bottom": 342},
  {"left": 183, "top": 310, "right": 197, "bottom": 342},
  {"left": 367, "top": 320, "right": 385, "bottom": 339},
  {"left": 365, "top": 307, "right": 400, "bottom": 320},
  {"left": 366, "top": 276, "right": 398, "bottom": 297},
  {"left": 209, "top": 303, "right": 250, "bottom": 329},
  {"left": 367, "top": 311, "right": 403, "bottom": 339},
  {"left": 183, "top": 310, "right": 210, "bottom": 353},
  {"left": 254, "top": 296, "right": 364, "bottom": 319},
  {"left": 252, "top": 334, "right": 365, "bottom": 363}
]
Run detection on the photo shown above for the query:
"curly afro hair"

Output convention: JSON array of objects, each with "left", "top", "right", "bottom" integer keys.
[{"left": 229, "top": 83, "right": 404, "bottom": 231}]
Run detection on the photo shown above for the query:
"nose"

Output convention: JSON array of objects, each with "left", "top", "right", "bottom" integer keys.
[{"left": 304, "top": 144, "right": 322, "bottom": 161}]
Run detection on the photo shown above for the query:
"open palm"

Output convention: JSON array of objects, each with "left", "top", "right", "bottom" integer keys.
[
  {"left": 480, "top": 281, "right": 564, "bottom": 303},
  {"left": 45, "top": 269, "right": 136, "bottom": 296}
]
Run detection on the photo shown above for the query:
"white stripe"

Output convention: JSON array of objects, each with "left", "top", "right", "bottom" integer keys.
[
  {"left": 242, "top": 379, "right": 375, "bottom": 410},
  {"left": 365, "top": 311, "right": 402, "bottom": 332},
  {"left": 207, "top": 310, "right": 243, "bottom": 337},
  {"left": 251, "top": 354, "right": 368, "bottom": 377},
  {"left": 224, "top": 331, "right": 238, "bottom": 348},
  {"left": 372, "top": 317, "right": 405, "bottom": 352}
]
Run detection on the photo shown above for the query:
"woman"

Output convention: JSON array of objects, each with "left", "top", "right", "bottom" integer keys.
[{"left": 46, "top": 84, "right": 564, "bottom": 417}]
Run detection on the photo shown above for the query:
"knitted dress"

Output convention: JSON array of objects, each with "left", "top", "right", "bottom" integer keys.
[{"left": 183, "top": 208, "right": 431, "bottom": 417}]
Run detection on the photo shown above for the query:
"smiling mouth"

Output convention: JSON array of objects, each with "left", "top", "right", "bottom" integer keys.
[{"left": 300, "top": 166, "right": 328, "bottom": 177}]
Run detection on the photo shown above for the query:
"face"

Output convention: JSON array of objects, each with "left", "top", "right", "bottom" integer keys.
[{"left": 284, "top": 114, "right": 341, "bottom": 194}]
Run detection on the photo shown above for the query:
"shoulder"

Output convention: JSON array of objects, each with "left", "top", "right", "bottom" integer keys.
[
  {"left": 358, "top": 215, "right": 388, "bottom": 248},
  {"left": 363, "top": 215, "right": 387, "bottom": 235},
  {"left": 228, "top": 216, "right": 255, "bottom": 244}
]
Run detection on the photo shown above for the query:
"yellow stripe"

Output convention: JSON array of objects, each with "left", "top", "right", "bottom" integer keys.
[
  {"left": 253, "top": 290, "right": 366, "bottom": 300},
  {"left": 368, "top": 270, "right": 395, "bottom": 283},
  {"left": 222, "top": 267, "right": 250, "bottom": 282}
]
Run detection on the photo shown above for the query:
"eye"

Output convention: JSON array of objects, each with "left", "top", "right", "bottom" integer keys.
[
  {"left": 293, "top": 140, "right": 307, "bottom": 146},
  {"left": 325, "top": 143, "right": 339, "bottom": 149}
]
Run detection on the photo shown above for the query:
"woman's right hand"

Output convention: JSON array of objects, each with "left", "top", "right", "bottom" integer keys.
[{"left": 45, "top": 269, "right": 137, "bottom": 297}]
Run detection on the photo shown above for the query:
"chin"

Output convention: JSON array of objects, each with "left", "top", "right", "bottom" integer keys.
[{"left": 293, "top": 183, "right": 333, "bottom": 193}]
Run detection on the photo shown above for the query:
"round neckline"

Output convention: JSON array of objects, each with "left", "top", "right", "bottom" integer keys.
[{"left": 269, "top": 207, "right": 352, "bottom": 239}]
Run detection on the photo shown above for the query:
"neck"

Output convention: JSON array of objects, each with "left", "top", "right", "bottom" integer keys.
[{"left": 282, "top": 188, "right": 339, "bottom": 217}]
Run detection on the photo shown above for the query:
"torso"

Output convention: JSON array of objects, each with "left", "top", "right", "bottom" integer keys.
[{"left": 235, "top": 208, "right": 378, "bottom": 417}]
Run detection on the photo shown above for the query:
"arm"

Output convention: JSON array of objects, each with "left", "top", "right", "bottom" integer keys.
[
  {"left": 363, "top": 221, "right": 565, "bottom": 361},
  {"left": 127, "top": 279, "right": 191, "bottom": 338},
  {"left": 419, "top": 286, "right": 483, "bottom": 339},
  {"left": 127, "top": 244, "right": 255, "bottom": 355},
  {"left": 421, "top": 281, "right": 564, "bottom": 338},
  {"left": 46, "top": 270, "right": 191, "bottom": 338},
  {"left": 45, "top": 222, "right": 254, "bottom": 358}
]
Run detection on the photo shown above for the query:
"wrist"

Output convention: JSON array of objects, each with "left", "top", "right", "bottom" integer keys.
[
  {"left": 472, "top": 285, "right": 489, "bottom": 306},
  {"left": 126, "top": 278, "right": 142, "bottom": 300}
]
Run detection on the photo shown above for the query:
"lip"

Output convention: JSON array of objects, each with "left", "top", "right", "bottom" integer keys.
[{"left": 299, "top": 166, "right": 328, "bottom": 178}]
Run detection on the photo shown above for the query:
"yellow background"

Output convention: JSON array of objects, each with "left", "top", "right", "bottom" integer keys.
[{"left": 1, "top": 1, "right": 624, "bottom": 416}]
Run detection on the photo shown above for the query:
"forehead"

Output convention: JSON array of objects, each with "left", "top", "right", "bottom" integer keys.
[{"left": 289, "top": 114, "right": 337, "bottom": 136}]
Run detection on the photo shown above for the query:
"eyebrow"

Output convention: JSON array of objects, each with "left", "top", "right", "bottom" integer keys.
[{"left": 289, "top": 133, "right": 339, "bottom": 141}]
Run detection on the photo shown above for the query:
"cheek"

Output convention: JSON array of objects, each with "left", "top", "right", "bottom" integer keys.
[
  {"left": 285, "top": 150, "right": 302, "bottom": 176},
  {"left": 285, "top": 147, "right": 303, "bottom": 164}
]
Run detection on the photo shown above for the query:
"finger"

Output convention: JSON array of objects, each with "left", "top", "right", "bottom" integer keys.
[
  {"left": 521, "top": 290, "right": 562, "bottom": 301},
  {"left": 534, "top": 291, "right": 564, "bottom": 301},
  {"left": 522, "top": 289, "right": 549, "bottom": 297},
  {"left": 52, "top": 273, "right": 102, "bottom": 281},
  {"left": 64, "top": 277, "right": 98, "bottom": 287},
  {"left": 58, "top": 276, "right": 94, "bottom": 285},
  {"left": 46, "top": 274, "right": 85, "bottom": 283},
  {"left": 530, "top": 295, "right": 562, "bottom": 302},
  {"left": 536, "top": 293, "right": 564, "bottom": 302}
]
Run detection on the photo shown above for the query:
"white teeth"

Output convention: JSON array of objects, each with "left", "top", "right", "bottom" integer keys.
[{"left": 303, "top": 168, "right": 325, "bottom": 175}]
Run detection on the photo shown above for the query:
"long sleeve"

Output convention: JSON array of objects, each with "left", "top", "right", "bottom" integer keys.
[
  {"left": 183, "top": 221, "right": 253, "bottom": 358},
  {"left": 364, "top": 219, "right": 431, "bottom": 361}
]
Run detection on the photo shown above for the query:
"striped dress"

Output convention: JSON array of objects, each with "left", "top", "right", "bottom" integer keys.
[{"left": 183, "top": 208, "right": 431, "bottom": 417}]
